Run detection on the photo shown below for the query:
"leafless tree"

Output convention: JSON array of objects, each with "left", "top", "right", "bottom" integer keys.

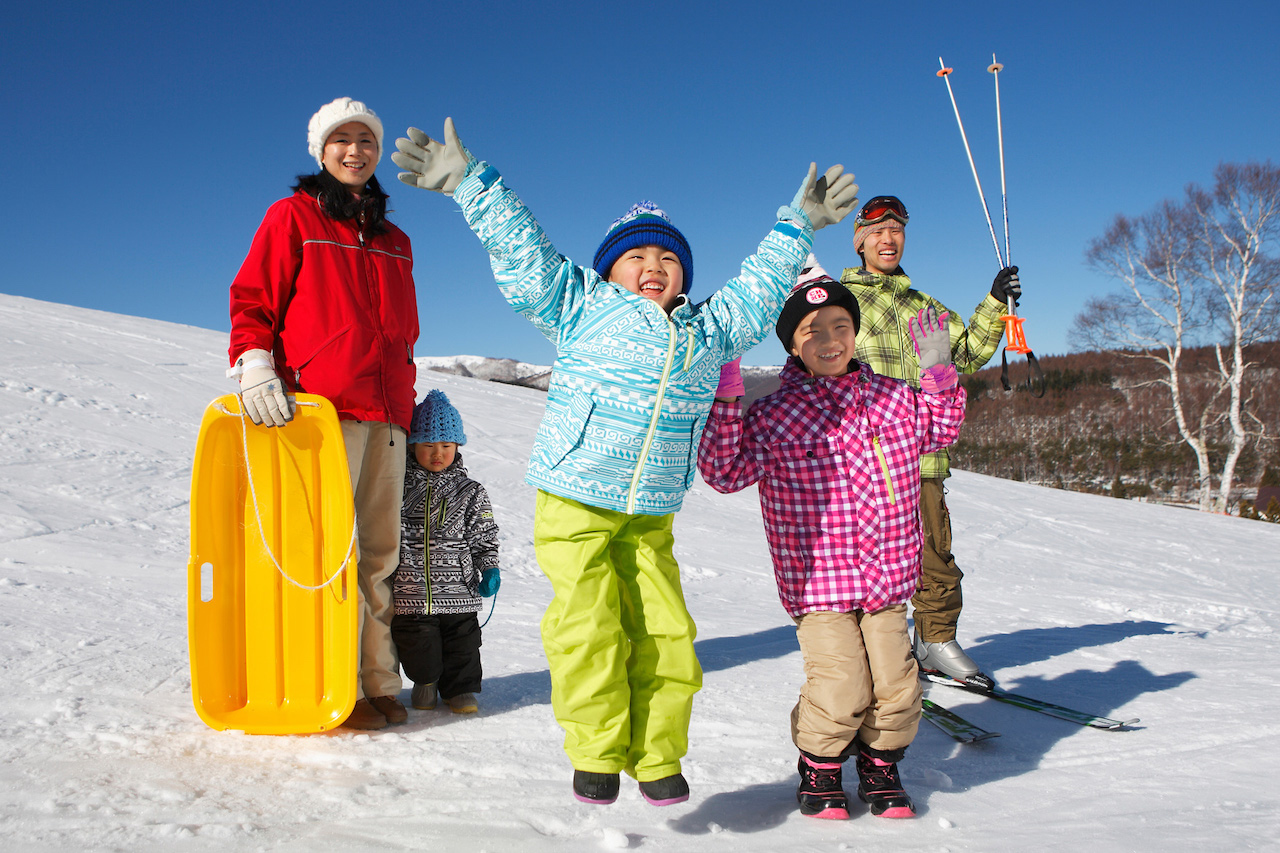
[{"left": 1073, "top": 161, "right": 1280, "bottom": 511}]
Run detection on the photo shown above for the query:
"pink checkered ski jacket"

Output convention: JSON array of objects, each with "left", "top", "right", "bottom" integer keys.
[{"left": 698, "top": 359, "right": 966, "bottom": 618}]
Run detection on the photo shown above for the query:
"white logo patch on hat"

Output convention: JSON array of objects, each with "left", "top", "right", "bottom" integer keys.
[{"left": 806, "top": 287, "right": 829, "bottom": 304}]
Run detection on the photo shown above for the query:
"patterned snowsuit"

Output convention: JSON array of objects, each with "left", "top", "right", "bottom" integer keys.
[
  {"left": 391, "top": 452, "right": 499, "bottom": 700},
  {"left": 451, "top": 160, "right": 814, "bottom": 780}
]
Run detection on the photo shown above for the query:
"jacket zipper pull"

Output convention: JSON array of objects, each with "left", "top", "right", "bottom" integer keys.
[
  {"left": 872, "top": 435, "right": 898, "bottom": 505},
  {"left": 423, "top": 479, "right": 432, "bottom": 612}
]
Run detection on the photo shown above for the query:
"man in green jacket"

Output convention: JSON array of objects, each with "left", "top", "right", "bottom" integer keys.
[{"left": 831, "top": 195, "right": 1020, "bottom": 688}]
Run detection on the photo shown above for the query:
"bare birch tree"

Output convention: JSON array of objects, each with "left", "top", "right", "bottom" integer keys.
[{"left": 1073, "top": 161, "right": 1280, "bottom": 511}]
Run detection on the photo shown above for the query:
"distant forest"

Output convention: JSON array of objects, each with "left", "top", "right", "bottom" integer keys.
[
  {"left": 735, "top": 342, "right": 1280, "bottom": 510},
  {"left": 950, "top": 342, "right": 1280, "bottom": 507}
]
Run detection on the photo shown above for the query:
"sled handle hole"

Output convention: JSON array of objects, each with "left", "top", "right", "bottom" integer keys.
[{"left": 200, "top": 562, "right": 214, "bottom": 602}]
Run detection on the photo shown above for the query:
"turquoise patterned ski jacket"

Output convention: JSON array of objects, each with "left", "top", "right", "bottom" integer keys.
[{"left": 454, "top": 163, "right": 814, "bottom": 516}]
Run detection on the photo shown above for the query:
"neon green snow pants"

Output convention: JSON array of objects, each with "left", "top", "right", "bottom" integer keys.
[{"left": 534, "top": 491, "right": 702, "bottom": 781}]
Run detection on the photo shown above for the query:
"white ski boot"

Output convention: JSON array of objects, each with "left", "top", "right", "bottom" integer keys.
[{"left": 914, "top": 632, "right": 994, "bottom": 690}]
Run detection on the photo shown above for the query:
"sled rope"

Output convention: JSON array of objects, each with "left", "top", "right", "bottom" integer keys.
[{"left": 216, "top": 399, "right": 358, "bottom": 593}]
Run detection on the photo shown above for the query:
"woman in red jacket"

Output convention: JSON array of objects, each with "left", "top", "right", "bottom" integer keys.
[{"left": 228, "top": 97, "right": 419, "bottom": 731}]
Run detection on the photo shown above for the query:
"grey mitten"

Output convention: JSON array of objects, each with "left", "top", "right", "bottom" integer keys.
[
  {"left": 909, "top": 307, "right": 959, "bottom": 392},
  {"left": 791, "top": 163, "right": 859, "bottom": 231},
  {"left": 392, "top": 117, "right": 473, "bottom": 195},
  {"left": 908, "top": 306, "right": 952, "bottom": 370}
]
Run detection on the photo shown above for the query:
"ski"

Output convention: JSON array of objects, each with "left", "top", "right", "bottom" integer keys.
[
  {"left": 922, "top": 698, "right": 1001, "bottom": 743},
  {"left": 922, "top": 672, "right": 1140, "bottom": 730}
]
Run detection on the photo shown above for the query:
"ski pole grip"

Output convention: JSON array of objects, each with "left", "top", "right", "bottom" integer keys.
[{"left": 1001, "top": 313, "right": 1031, "bottom": 354}]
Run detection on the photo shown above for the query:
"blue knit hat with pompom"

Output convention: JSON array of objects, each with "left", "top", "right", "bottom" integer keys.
[
  {"left": 409, "top": 390, "right": 467, "bottom": 445},
  {"left": 592, "top": 201, "right": 693, "bottom": 294}
]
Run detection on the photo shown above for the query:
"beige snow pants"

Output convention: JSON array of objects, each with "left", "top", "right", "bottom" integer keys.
[
  {"left": 790, "top": 605, "right": 921, "bottom": 759},
  {"left": 341, "top": 420, "right": 407, "bottom": 700}
]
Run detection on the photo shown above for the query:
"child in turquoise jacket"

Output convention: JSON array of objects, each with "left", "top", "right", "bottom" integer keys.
[{"left": 393, "top": 118, "right": 858, "bottom": 806}]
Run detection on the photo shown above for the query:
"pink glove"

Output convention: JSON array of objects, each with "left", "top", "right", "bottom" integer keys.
[
  {"left": 716, "top": 357, "right": 745, "bottom": 398},
  {"left": 919, "top": 363, "right": 959, "bottom": 393},
  {"left": 909, "top": 306, "right": 958, "bottom": 392}
]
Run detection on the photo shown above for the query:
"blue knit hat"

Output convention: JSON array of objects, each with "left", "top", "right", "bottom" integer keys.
[
  {"left": 592, "top": 201, "right": 693, "bottom": 294},
  {"left": 409, "top": 390, "right": 467, "bottom": 445}
]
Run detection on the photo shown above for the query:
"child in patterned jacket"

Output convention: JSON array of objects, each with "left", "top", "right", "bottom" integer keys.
[
  {"left": 698, "top": 263, "right": 966, "bottom": 821},
  {"left": 391, "top": 390, "right": 500, "bottom": 716},
  {"left": 391, "top": 118, "right": 858, "bottom": 807}
]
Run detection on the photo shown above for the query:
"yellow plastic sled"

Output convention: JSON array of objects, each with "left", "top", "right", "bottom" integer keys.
[{"left": 188, "top": 394, "right": 358, "bottom": 734}]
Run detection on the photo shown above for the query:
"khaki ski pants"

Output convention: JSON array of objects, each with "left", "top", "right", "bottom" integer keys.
[
  {"left": 912, "top": 477, "right": 964, "bottom": 643},
  {"left": 790, "top": 605, "right": 921, "bottom": 758},
  {"left": 341, "top": 420, "right": 406, "bottom": 700}
]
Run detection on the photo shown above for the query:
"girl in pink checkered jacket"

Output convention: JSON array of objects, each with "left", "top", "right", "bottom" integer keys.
[{"left": 697, "top": 267, "right": 966, "bottom": 822}]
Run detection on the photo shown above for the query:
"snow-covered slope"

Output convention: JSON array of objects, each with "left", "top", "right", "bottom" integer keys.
[
  {"left": 417, "top": 354, "right": 553, "bottom": 390},
  {"left": 1, "top": 293, "right": 1277, "bottom": 852}
]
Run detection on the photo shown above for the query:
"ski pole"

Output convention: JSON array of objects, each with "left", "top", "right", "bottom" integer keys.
[
  {"left": 984, "top": 54, "right": 1030, "bottom": 356},
  {"left": 937, "top": 57, "right": 1043, "bottom": 396},
  {"left": 989, "top": 54, "right": 1010, "bottom": 275},
  {"left": 937, "top": 57, "right": 1005, "bottom": 268}
]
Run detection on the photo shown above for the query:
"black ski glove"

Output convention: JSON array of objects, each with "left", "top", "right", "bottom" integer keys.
[{"left": 991, "top": 266, "right": 1021, "bottom": 307}]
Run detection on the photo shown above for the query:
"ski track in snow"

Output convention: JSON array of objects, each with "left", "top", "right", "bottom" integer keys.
[{"left": 2, "top": 293, "right": 1279, "bottom": 852}]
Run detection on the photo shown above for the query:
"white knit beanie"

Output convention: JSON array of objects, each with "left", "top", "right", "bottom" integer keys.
[
  {"left": 307, "top": 97, "right": 384, "bottom": 167},
  {"left": 798, "top": 252, "right": 831, "bottom": 285}
]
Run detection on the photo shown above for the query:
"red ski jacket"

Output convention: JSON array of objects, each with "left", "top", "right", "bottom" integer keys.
[
  {"left": 229, "top": 191, "right": 419, "bottom": 430},
  {"left": 698, "top": 360, "right": 966, "bottom": 617}
]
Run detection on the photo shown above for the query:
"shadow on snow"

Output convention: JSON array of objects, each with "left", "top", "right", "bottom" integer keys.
[
  {"left": 402, "top": 619, "right": 1193, "bottom": 829},
  {"left": 453, "top": 624, "right": 805, "bottom": 715}
]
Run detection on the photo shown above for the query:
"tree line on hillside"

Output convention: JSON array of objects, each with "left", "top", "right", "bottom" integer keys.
[
  {"left": 1070, "top": 161, "right": 1279, "bottom": 512},
  {"left": 951, "top": 342, "right": 1280, "bottom": 515}
]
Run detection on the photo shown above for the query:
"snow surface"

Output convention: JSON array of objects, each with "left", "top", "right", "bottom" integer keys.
[
  {"left": 417, "top": 355, "right": 552, "bottom": 389},
  {"left": 2, "top": 292, "right": 1278, "bottom": 853}
]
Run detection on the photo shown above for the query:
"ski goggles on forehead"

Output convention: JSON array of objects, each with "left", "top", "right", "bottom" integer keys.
[{"left": 855, "top": 196, "right": 909, "bottom": 227}]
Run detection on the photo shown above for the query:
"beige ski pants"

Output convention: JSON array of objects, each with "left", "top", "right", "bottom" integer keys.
[
  {"left": 790, "top": 604, "right": 921, "bottom": 758},
  {"left": 341, "top": 420, "right": 406, "bottom": 700}
]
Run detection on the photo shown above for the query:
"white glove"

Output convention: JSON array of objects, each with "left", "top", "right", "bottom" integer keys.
[
  {"left": 228, "top": 348, "right": 293, "bottom": 427},
  {"left": 392, "top": 118, "right": 473, "bottom": 195},
  {"left": 792, "top": 163, "right": 859, "bottom": 231}
]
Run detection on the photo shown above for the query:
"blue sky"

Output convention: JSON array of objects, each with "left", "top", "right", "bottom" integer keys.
[{"left": 6, "top": 0, "right": 1279, "bottom": 367}]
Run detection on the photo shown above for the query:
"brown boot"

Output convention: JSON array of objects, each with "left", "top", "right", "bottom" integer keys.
[
  {"left": 344, "top": 698, "right": 388, "bottom": 730},
  {"left": 369, "top": 695, "right": 408, "bottom": 724}
]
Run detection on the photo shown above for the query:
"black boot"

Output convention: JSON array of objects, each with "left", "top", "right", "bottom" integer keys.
[
  {"left": 572, "top": 770, "right": 620, "bottom": 805},
  {"left": 796, "top": 754, "right": 850, "bottom": 819},
  {"left": 854, "top": 744, "right": 915, "bottom": 818},
  {"left": 638, "top": 773, "right": 689, "bottom": 806}
]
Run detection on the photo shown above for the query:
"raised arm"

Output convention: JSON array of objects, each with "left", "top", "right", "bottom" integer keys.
[
  {"left": 697, "top": 399, "right": 767, "bottom": 494},
  {"left": 394, "top": 119, "right": 583, "bottom": 341},
  {"left": 909, "top": 306, "right": 968, "bottom": 453},
  {"left": 702, "top": 164, "right": 860, "bottom": 358},
  {"left": 946, "top": 267, "right": 1017, "bottom": 373}
]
